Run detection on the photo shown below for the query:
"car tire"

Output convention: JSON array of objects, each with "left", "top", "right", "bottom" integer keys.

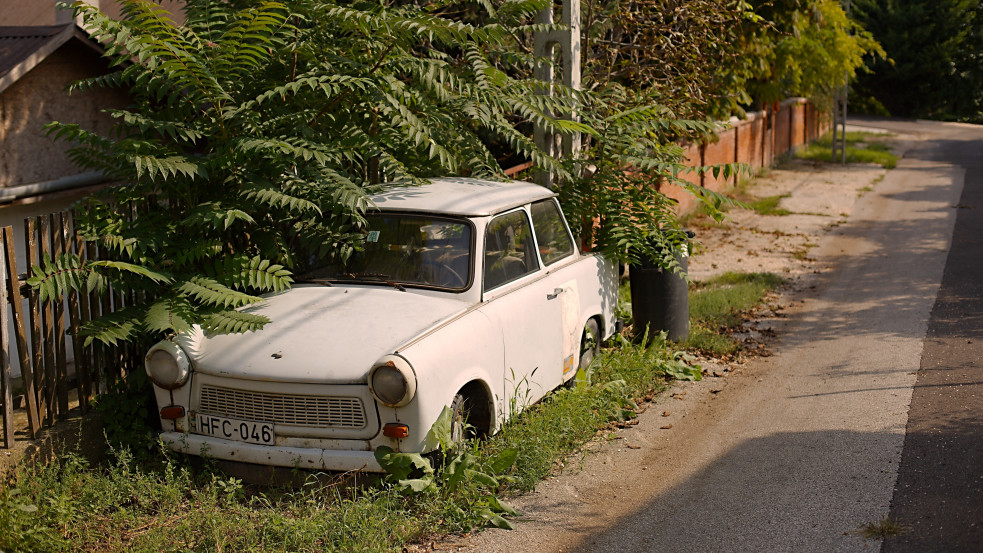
[
  {"left": 427, "top": 392, "right": 469, "bottom": 469},
  {"left": 579, "top": 318, "right": 600, "bottom": 370},
  {"left": 449, "top": 392, "right": 469, "bottom": 445},
  {"left": 566, "top": 318, "right": 600, "bottom": 389}
]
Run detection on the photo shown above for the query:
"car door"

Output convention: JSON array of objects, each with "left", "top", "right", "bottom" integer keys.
[
  {"left": 529, "top": 198, "right": 583, "bottom": 380},
  {"left": 479, "top": 207, "right": 564, "bottom": 413}
]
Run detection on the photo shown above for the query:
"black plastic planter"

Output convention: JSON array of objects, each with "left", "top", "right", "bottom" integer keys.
[{"left": 629, "top": 242, "right": 690, "bottom": 343}]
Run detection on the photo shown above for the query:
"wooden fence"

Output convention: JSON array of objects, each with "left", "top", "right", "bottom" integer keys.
[{"left": 0, "top": 211, "right": 143, "bottom": 448}]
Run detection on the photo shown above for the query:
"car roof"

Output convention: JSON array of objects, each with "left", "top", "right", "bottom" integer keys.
[{"left": 369, "top": 177, "right": 556, "bottom": 217}]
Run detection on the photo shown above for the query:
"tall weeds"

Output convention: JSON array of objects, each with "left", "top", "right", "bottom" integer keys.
[{"left": 0, "top": 339, "right": 690, "bottom": 552}]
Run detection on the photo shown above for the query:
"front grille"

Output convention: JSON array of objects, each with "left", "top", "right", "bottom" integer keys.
[{"left": 198, "top": 385, "right": 368, "bottom": 429}]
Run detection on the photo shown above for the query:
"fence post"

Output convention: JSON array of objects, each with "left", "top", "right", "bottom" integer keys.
[
  {"left": 699, "top": 142, "right": 707, "bottom": 188},
  {"left": 27, "top": 217, "right": 51, "bottom": 426},
  {"left": 62, "top": 214, "right": 92, "bottom": 412},
  {"left": 789, "top": 102, "right": 794, "bottom": 148},
  {"left": 0, "top": 243, "right": 12, "bottom": 448},
  {"left": 51, "top": 213, "right": 69, "bottom": 420},
  {"left": 85, "top": 241, "right": 104, "bottom": 394},
  {"left": 4, "top": 227, "right": 40, "bottom": 438}
]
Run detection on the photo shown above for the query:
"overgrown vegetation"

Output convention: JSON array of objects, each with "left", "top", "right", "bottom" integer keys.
[
  {"left": 0, "top": 338, "right": 692, "bottom": 552},
  {"left": 796, "top": 131, "right": 898, "bottom": 169},
  {"left": 558, "top": 87, "right": 735, "bottom": 268},
  {"left": 36, "top": 0, "right": 591, "bottom": 345},
  {"left": 683, "top": 272, "right": 787, "bottom": 355}
]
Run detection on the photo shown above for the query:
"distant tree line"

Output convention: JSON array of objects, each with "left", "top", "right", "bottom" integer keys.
[
  {"left": 851, "top": 0, "right": 983, "bottom": 123},
  {"left": 580, "top": 0, "right": 882, "bottom": 118}
]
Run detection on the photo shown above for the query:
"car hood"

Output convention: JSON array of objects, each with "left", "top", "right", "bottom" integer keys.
[{"left": 175, "top": 285, "right": 470, "bottom": 384}]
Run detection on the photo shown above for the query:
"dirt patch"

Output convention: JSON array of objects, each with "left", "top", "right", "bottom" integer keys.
[
  {"left": 0, "top": 405, "right": 107, "bottom": 476},
  {"left": 688, "top": 158, "right": 889, "bottom": 284}
]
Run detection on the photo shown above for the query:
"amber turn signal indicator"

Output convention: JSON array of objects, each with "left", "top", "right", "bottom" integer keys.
[
  {"left": 159, "top": 405, "right": 185, "bottom": 420},
  {"left": 383, "top": 423, "right": 409, "bottom": 438}
]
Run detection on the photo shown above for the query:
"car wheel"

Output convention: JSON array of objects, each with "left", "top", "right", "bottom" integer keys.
[
  {"left": 427, "top": 392, "right": 470, "bottom": 469},
  {"left": 449, "top": 392, "right": 469, "bottom": 445},
  {"left": 567, "top": 319, "right": 600, "bottom": 389},
  {"left": 579, "top": 318, "right": 600, "bottom": 370}
]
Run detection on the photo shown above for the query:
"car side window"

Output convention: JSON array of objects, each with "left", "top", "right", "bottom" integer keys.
[
  {"left": 484, "top": 209, "right": 540, "bottom": 291},
  {"left": 531, "top": 199, "right": 575, "bottom": 266}
]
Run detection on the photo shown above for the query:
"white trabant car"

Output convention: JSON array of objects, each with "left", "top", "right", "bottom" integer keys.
[{"left": 145, "top": 178, "right": 619, "bottom": 472}]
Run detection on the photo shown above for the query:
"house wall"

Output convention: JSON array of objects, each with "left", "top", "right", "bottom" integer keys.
[
  {"left": 0, "top": 45, "right": 128, "bottom": 188},
  {"left": 0, "top": 1, "right": 185, "bottom": 25},
  {"left": 0, "top": 42, "right": 128, "bottom": 377},
  {"left": 662, "top": 98, "right": 830, "bottom": 214}
]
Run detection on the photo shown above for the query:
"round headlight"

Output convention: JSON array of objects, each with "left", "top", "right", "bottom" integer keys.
[
  {"left": 368, "top": 355, "right": 417, "bottom": 407},
  {"left": 145, "top": 341, "right": 191, "bottom": 390}
]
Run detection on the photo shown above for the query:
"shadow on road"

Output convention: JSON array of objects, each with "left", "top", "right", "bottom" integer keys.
[{"left": 568, "top": 430, "right": 906, "bottom": 552}]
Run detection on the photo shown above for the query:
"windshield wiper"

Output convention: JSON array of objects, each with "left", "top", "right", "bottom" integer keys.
[
  {"left": 342, "top": 272, "right": 406, "bottom": 292},
  {"left": 294, "top": 276, "right": 334, "bottom": 286}
]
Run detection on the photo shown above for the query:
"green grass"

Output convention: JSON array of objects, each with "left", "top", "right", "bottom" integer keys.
[
  {"left": 681, "top": 272, "right": 787, "bottom": 355},
  {"left": 816, "top": 130, "right": 894, "bottom": 145},
  {"left": 747, "top": 194, "right": 792, "bottom": 216},
  {"left": 1, "top": 336, "right": 691, "bottom": 553},
  {"left": 796, "top": 131, "right": 898, "bottom": 169},
  {"left": 2, "top": 450, "right": 433, "bottom": 553}
]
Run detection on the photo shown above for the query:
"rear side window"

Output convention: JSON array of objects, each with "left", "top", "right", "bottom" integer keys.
[
  {"left": 531, "top": 199, "right": 575, "bottom": 265},
  {"left": 484, "top": 209, "right": 540, "bottom": 291}
]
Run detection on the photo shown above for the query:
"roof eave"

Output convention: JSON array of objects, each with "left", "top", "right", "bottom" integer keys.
[{"left": 0, "top": 24, "right": 104, "bottom": 95}]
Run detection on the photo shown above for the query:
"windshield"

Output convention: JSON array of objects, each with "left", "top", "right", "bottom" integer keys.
[{"left": 302, "top": 214, "right": 473, "bottom": 290}]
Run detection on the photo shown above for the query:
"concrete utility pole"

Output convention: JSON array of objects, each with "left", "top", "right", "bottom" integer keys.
[
  {"left": 831, "top": 0, "right": 850, "bottom": 164},
  {"left": 533, "top": 0, "right": 581, "bottom": 188},
  {"left": 831, "top": 82, "right": 848, "bottom": 164}
]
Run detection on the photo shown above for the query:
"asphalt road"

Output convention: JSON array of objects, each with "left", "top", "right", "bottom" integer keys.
[
  {"left": 881, "top": 119, "right": 983, "bottom": 552},
  {"left": 445, "top": 118, "right": 983, "bottom": 553}
]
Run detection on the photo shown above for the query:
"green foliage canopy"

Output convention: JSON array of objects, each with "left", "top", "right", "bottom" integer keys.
[
  {"left": 34, "top": 0, "right": 873, "bottom": 345},
  {"left": 741, "top": 0, "right": 884, "bottom": 109},
  {"left": 581, "top": 0, "right": 883, "bottom": 117},
  {"left": 38, "top": 0, "right": 582, "bottom": 345},
  {"left": 580, "top": 0, "right": 756, "bottom": 119}
]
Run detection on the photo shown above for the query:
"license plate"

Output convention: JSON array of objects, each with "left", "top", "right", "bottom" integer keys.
[{"left": 192, "top": 413, "right": 275, "bottom": 445}]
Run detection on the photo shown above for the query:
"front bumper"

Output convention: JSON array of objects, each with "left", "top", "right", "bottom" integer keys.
[{"left": 160, "top": 432, "right": 383, "bottom": 472}]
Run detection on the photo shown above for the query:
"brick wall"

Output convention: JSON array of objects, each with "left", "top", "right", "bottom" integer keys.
[{"left": 663, "top": 98, "right": 830, "bottom": 214}]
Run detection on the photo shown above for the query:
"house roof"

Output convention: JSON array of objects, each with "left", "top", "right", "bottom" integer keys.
[
  {"left": 370, "top": 178, "right": 555, "bottom": 217},
  {"left": 0, "top": 24, "right": 103, "bottom": 94}
]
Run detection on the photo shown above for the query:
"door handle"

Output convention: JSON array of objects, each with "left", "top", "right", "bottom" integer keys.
[{"left": 547, "top": 288, "right": 564, "bottom": 300}]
